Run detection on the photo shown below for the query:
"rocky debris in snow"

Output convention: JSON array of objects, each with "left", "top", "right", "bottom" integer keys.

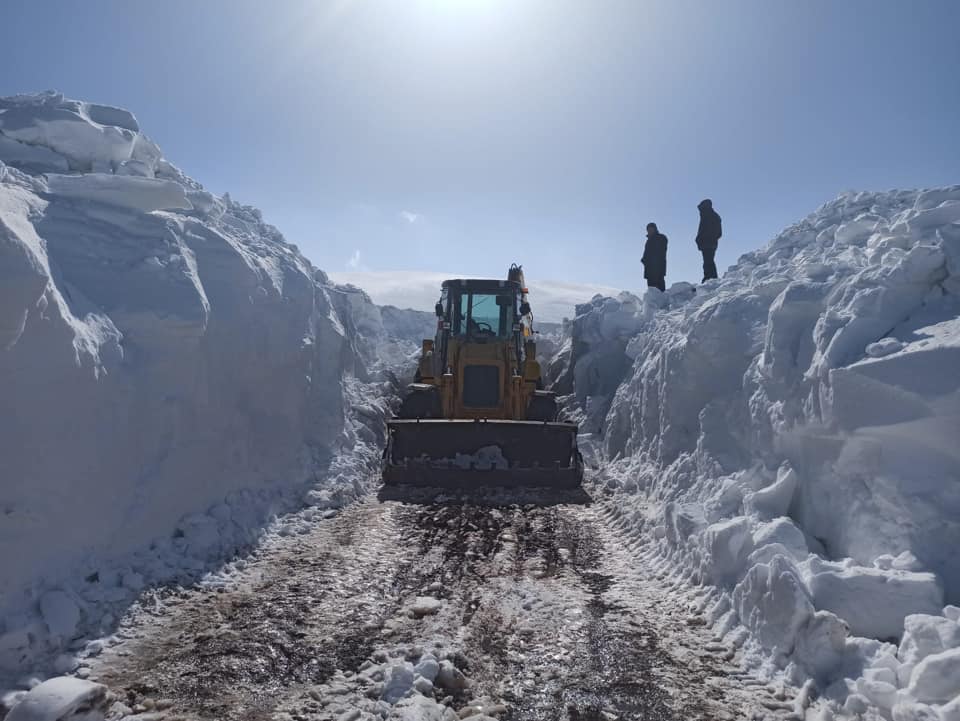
[
  {"left": 436, "top": 661, "right": 469, "bottom": 692},
  {"left": 387, "top": 694, "right": 455, "bottom": 721},
  {"left": 275, "top": 641, "right": 482, "bottom": 721}
]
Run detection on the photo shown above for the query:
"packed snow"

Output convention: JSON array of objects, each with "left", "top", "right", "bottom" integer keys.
[
  {"left": 550, "top": 186, "right": 960, "bottom": 718},
  {"left": 0, "top": 92, "right": 401, "bottom": 685}
]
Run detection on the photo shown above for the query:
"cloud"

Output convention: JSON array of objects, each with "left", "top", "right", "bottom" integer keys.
[
  {"left": 398, "top": 210, "right": 420, "bottom": 224},
  {"left": 346, "top": 249, "right": 366, "bottom": 271}
]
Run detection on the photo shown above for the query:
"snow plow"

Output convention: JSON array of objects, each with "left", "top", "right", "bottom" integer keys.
[{"left": 383, "top": 265, "right": 583, "bottom": 488}]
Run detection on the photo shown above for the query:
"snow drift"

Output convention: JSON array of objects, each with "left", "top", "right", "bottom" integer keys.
[
  {"left": 0, "top": 92, "right": 393, "bottom": 678},
  {"left": 554, "top": 187, "right": 960, "bottom": 717}
]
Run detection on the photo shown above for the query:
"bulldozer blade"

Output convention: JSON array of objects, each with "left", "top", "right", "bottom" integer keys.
[{"left": 383, "top": 418, "right": 584, "bottom": 488}]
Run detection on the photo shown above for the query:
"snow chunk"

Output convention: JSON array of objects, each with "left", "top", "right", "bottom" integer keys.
[
  {"left": 414, "top": 655, "right": 439, "bottom": 682},
  {"left": 906, "top": 647, "right": 960, "bottom": 704},
  {"left": 4, "top": 676, "right": 108, "bottom": 721},
  {"left": 866, "top": 337, "right": 904, "bottom": 358},
  {"left": 733, "top": 554, "right": 812, "bottom": 658},
  {"left": 0, "top": 135, "right": 68, "bottom": 173},
  {"left": 445, "top": 446, "right": 509, "bottom": 471},
  {"left": 381, "top": 661, "right": 415, "bottom": 704},
  {"left": 46, "top": 174, "right": 191, "bottom": 212},
  {"left": 407, "top": 597, "right": 442, "bottom": 618},
  {"left": 744, "top": 463, "right": 798, "bottom": 520},
  {"left": 795, "top": 611, "right": 851, "bottom": 682},
  {"left": 752, "top": 517, "right": 808, "bottom": 560},
  {"left": 808, "top": 565, "right": 943, "bottom": 640},
  {"left": 898, "top": 614, "right": 960, "bottom": 667},
  {"left": 704, "top": 517, "right": 755, "bottom": 586},
  {"left": 0, "top": 92, "right": 147, "bottom": 172}
]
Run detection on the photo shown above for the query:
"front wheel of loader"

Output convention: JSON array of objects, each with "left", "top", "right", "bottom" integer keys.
[
  {"left": 526, "top": 391, "right": 558, "bottom": 422},
  {"left": 397, "top": 384, "right": 442, "bottom": 419}
]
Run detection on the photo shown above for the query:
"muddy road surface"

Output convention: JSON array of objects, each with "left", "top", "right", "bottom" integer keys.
[{"left": 88, "top": 488, "right": 801, "bottom": 721}]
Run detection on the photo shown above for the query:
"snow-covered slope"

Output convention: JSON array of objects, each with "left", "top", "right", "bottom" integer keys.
[
  {"left": 0, "top": 92, "right": 389, "bottom": 676},
  {"left": 553, "top": 187, "right": 960, "bottom": 717},
  {"left": 329, "top": 269, "right": 621, "bottom": 323}
]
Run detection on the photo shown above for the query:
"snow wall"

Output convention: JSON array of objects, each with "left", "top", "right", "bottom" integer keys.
[
  {"left": 553, "top": 187, "right": 960, "bottom": 716},
  {"left": 0, "top": 93, "right": 401, "bottom": 676}
]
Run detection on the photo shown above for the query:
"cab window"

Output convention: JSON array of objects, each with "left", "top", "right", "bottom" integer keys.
[{"left": 451, "top": 291, "right": 516, "bottom": 338}]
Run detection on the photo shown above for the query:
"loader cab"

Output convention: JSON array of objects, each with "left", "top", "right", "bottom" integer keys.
[
  {"left": 427, "top": 279, "right": 527, "bottom": 417},
  {"left": 434, "top": 280, "right": 524, "bottom": 377},
  {"left": 441, "top": 279, "right": 521, "bottom": 342}
]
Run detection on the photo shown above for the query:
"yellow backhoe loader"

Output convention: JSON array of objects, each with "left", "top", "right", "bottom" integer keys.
[{"left": 383, "top": 265, "right": 583, "bottom": 488}]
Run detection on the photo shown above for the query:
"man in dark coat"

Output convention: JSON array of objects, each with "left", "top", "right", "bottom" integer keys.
[
  {"left": 695, "top": 199, "right": 722, "bottom": 281},
  {"left": 642, "top": 222, "right": 667, "bottom": 292}
]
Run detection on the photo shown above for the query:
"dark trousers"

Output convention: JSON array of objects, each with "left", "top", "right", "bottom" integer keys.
[
  {"left": 701, "top": 247, "right": 718, "bottom": 281},
  {"left": 646, "top": 277, "right": 665, "bottom": 292}
]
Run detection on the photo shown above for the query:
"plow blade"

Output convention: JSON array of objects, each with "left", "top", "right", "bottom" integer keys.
[{"left": 383, "top": 418, "right": 583, "bottom": 488}]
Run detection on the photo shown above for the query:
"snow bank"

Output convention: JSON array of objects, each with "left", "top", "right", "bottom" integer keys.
[
  {"left": 552, "top": 187, "right": 960, "bottom": 717},
  {"left": 0, "top": 92, "right": 390, "bottom": 681}
]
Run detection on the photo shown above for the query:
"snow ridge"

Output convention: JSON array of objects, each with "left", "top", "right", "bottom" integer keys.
[
  {"left": 0, "top": 92, "right": 392, "bottom": 681},
  {"left": 556, "top": 186, "right": 960, "bottom": 718}
]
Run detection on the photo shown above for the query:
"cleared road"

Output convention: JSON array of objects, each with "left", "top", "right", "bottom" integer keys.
[{"left": 90, "top": 488, "right": 801, "bottom": 721}]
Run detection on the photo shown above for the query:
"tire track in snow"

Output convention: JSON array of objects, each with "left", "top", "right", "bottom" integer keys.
[
  {"left": 89, "top": 500, "right": 421, "bottom": 720},
  {"left": 86, "top": 492, "right": 801, "bottom": 720}
]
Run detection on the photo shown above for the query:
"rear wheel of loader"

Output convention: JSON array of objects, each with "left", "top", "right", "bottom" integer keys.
[{"left": 397, "top": 384, "right": 442, "bottom": 419}]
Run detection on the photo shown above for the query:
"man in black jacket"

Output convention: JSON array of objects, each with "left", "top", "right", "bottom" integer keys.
[
  {"left": 642, "top": 222, "right": 667, "bottom": 292},
  {"left": 695, "top": 199, "right": 722, "bottom": 281}
]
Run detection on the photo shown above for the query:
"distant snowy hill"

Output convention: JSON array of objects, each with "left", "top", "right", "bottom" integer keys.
[
  {"left": 0, "top": 92, "right": 393, "bottom": 675},
  {"left": 551, "top": 186, "right": 960, "bottom": 718},
  {"left": 330, "top": 269, "right": 621, "bottom": 323}
]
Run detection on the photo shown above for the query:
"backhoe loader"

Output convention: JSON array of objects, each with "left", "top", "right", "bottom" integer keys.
[{"left": 383, "top": 265, "right": 583, "bottom": 488}]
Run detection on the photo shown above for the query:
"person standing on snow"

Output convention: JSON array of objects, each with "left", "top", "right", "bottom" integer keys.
[
  {"left": 642, "top": 222, "right": 667, "bottom": 292},
  {"left": 695, "top": 199, "right": 722, "bottom": 282}
]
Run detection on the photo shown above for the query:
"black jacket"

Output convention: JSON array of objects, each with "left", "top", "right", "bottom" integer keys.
[
  {"left": 642, "top": 232, "right": 667, "bottom": 280},
  {"left": 696, "top": 208, "right": 722, "bottom": 250}
]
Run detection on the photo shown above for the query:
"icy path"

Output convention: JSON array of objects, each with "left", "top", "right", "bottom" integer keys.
[{"left": 85, "top": 491, "right": 803, "bottom": 721}]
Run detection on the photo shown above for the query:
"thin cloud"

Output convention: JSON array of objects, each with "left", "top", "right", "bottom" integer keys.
[
  {"left": 398, "top": 210, "right": 420, "bottom": 224},
  {"left": 346, "top": 249, "right": 367, "bottom": 271}
]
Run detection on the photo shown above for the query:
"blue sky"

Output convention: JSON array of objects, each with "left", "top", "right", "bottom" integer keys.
[{"left": 2, "top": 0, "right": 958, "bottom": 291}]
